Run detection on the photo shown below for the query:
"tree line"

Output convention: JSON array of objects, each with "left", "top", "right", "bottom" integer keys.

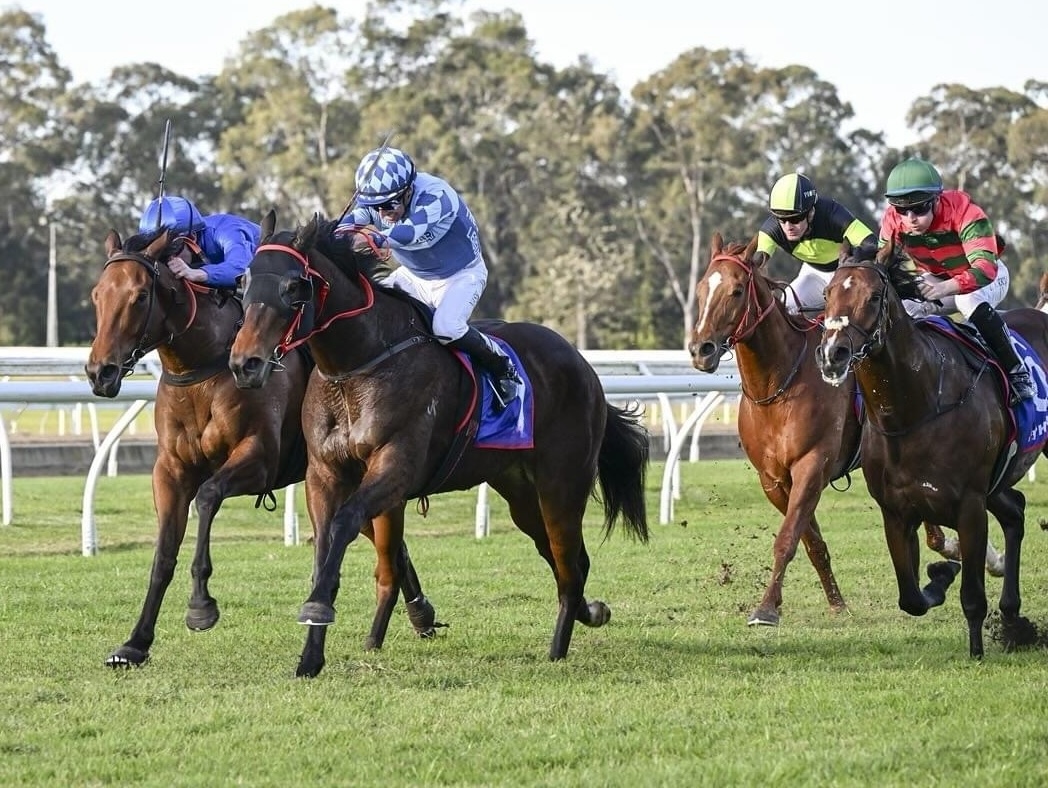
[{"left": 1, "top": 0, "right": 1045, "bottom": 348}]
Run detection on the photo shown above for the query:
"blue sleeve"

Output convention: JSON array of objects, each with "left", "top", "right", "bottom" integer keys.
[{"left": 204, "top": 225, "right": 257, "bottom": 288}]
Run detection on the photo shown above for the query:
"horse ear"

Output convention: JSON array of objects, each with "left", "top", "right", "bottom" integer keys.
[
  {"left": 743, "top": 234, "right": 758, "bottom": 262},
  {"left": 292, "top": 215, "right": 319, "bottom": 253},
  {"left": 711, "top": 232, "right": 724, "bottom": 257},
  {"left": 261, "top": 209, "right": 277, "bottom": 242},
  {"left": 876, "top": 237, "right": 894, "bottom": 266},
  {"left": 146, "top": 229, "right": 170, "bottom": 259},
  {"left": 838, "top": 239, "right": 854, "bottom": 265},
  {"left": 105, "top": 229, "right": 123, "bottom": 257}
]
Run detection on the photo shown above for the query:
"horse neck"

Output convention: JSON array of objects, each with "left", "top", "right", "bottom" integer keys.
[
  {"left": 852, "top": 302, "right": 941, "bottom": 429},
  {"left": 305, "top": 256, "right": 419, "bottom": 377},
  {"left": 733, "top": 282, "right": 809, "bottom": 394},
  {"left": 156, "top": 285, "right": 240, "bottom": 377}
]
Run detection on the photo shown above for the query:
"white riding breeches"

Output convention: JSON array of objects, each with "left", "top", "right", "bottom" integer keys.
[
  {"left": 381, "top": 257, "right": 488, "bottom": 343},
  {"left": 784, "top": 264, "right": 834, "bottom": 314}
]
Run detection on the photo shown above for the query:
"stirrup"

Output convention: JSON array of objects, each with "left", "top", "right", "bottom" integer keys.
[
  {"left": 488, "top": 374, "right": 521, "bottom": 411},
  {"left": 1008, "top": 368, "right": 1035, "bottom": 404}
]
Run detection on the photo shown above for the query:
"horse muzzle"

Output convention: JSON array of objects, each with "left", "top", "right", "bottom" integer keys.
[
  {"left": 228, "top": 354, "right": 273, "bottom": 389},
  {"left": 688, "top": 338, "right": 724, "bottom": 374}
]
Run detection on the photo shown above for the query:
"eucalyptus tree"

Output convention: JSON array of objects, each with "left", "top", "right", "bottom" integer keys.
[
  {"left": 213, "top": 5, "right": 364, "bottom": 221},
  {"left": 0, "top": 8, "right": 73, "bottom": 342},
  {"left": 626, "top": 48, "right": 881, "bottom": 345}
]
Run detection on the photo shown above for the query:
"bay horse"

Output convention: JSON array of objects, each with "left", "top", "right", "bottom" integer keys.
[
  {"left": 815, "top": 239, "right": 1047, "bottom": 657},
  {"left": 86, "top": 228, "right": 438, "bottom": 667},
  {"left": 687, "top": 234, "right": 991, "bottom": 627},
  {"left": 227, "top": 210, "right": 650, "bottom": 678}
]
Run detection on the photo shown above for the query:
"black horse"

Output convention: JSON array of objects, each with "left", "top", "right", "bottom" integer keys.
[{"left": 228, "top": 211, "right": 650, "bottom": 677}]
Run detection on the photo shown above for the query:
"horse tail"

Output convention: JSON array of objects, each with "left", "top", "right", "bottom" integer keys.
[{"left": 596, "top": 403, "right": 650, "bottom": 544}]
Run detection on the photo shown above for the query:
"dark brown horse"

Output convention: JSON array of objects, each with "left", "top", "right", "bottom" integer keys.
[
  {"left": 86, "top": 229, "right": 437, "bottom": 667},
  {"left": 227, "top": 211, "right": 650, "bottom": 678},
  {"left": 816, "top": 240, "right": 1047, "bottom": 657},
  {"left": 687, "top": 234, "right": 988, "bottom": 627}
]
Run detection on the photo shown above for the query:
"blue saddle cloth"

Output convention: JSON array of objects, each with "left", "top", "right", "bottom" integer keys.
[
  {"left": 472, "top": 337, "right": 535, "bottom": 450},
  {"left": 924, "top": 316, "right": 1048, "bottom": 453}
]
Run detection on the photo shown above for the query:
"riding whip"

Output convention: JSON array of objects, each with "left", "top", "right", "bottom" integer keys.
[{"left": 154, "top": 118, "right": 173, "bottom": 230}]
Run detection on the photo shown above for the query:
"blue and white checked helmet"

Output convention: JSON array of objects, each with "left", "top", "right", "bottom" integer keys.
[{"left": 355, "top": 147, "right": 416, "bottom": 206}]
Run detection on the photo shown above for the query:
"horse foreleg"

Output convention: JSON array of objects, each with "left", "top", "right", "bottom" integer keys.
[
  {"left": 883, "top": 514, "right": 937, "bottom": 616},
  {"left": 800, "top": 516, "right": 846, "bottom": 614},
  {"left": 106, "top": 461, "right": 194, "bottom": 667},
  {"left": 954, "top": 497, "right": 992, "bottom": 659}
]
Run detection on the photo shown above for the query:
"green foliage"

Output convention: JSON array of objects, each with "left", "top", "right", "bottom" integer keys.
[
  {"left": 0, "top": 3, "right": 1046, "bottom": 347},
  {"left": 3, "top": 462, "right": 1048, "bottom": 785}
]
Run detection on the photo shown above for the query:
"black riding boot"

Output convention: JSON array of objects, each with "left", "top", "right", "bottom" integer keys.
[
  {"left": 970, "top": 302, "right": 1035, "bottom": 404},
  {"left": 448, "top": 328, "right": 523, "bottom": 411}
]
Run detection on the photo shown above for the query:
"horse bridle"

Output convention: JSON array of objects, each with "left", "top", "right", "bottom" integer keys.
[
  {"left": 102, "top": 251, "right": 198, "bottom": 378},
  {"left": 709, "top": 252, "right": 778, "bottom": 349},
  {"left": 250, "top": 241, "right": 434, "bottom": 380},
  {"left": 823, "top": 259, "right": 892, "bottom": 369},
  {"left": 707, "top": 251, "right": 811, "bottom": 405}
]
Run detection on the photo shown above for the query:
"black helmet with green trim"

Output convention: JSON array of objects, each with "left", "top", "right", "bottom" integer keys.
[
  {"left": 884, "top": 158, "right": 943, "bottom": 207},
  {"left": 769, "top": 173, "right": 818, "bottom": 217}
]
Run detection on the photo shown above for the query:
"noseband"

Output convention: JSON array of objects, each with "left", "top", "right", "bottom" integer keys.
[{"left": 824, "top": 259, "right": 892, "bottom": 368}]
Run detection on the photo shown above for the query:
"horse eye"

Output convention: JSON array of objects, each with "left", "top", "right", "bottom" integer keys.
[{"left": 135, "top": 289, "right": 149, "bottom": 304}]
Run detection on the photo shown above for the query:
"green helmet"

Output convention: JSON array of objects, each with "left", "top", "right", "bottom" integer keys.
[
  {"left": 769, "top": 173, "right": 818, "bottom": 217},
  {"left": 884, "top": 158, "right": 943, "bottom": 206}
]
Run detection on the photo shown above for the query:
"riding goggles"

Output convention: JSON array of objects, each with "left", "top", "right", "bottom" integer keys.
[
  {"left": 891, "top": 199, "right": 935, "bottom": 217},
  {"left": 772, "top": 210, "right": 810, "bottom": 225}
]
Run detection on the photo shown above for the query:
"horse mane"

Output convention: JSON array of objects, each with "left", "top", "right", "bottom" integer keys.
[
  {"left": 123, "top": 228, "right": 184, "bottom": 263},
  {"left": 310, "top": 217, "right": 397, "bottom": 286},
  {"left": 844, "top": 239, "right": 926, "bottom": 304}
]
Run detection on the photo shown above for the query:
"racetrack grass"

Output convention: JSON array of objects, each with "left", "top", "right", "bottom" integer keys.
[{"left": 3, "top": 460, "right": 1048, "bottom": 787}]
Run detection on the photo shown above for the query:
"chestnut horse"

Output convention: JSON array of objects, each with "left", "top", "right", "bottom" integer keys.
[
  {"left": 1036, "top": 271, "right": 1048, "bottom": 313},
  {"left": 816, "top": 240, "right": 1047, "bottom": 657},
  {"left": 86, "top": 229, "right": 437, "bottom": 667},
  {"left": 227, "top": 211, "right": 650, "bottom": 678},
  {"left": 687, "top": 234, "right": 990, "bottom": 627}
]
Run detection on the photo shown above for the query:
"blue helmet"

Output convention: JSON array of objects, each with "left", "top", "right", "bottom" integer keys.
[
  {"left": 355, "top": 147, "right": 416, "bottom": 206},
  {"left": 139, "top": 195, "right": 206, "bottom": 235}
]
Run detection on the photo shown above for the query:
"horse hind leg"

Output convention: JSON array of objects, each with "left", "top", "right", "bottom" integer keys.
[
  {"left": 492, "top": 474, "right": 599, "bottom": 660},
  {"left": 926, "top": 522, "right": 1005, "bottom": 578},
  {"left": 987, "top": 488, "right": 1039, "bottom": 651}
]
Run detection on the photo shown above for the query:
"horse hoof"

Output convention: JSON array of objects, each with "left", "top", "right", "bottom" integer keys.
[
  {"left": 105, "top": 645, "right": 148, "bottom": 668},
  {"left": 298, "top": 601, "right": 335, "bottom": 626},
  {"left": 295, "top": 659, "right": 325, "bottom": 678},
  {"left": 987, "top": 558, "right": 1006, "bottom": 579},
  {"left": 406, "top": 597, "right": 437, "bottom": 633},
  {"left": 1000, "top": 615, "right": 1040, "bottom": 651},
  {"left": 584, "top": 601, "right": 611, "bottom": 628},
  {"left": 747, "top": 609, "right": 780, "bottom": 627},
  {"left": 926, "top": 560, "right": 961, "bottom": 585},
  {"left": 185, "top": 601, "right": 220, "bottom": 631}
]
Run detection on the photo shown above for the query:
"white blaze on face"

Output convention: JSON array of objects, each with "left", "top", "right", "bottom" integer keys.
[{"left": 694, "top": 270, "right": 724, "bottom": 337}]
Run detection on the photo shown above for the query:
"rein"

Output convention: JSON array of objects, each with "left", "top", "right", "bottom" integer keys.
[
  {"left": 833, "top": 258, "right": 987, "bottom": 437},
  {"left": 256, "top": 241, "right": 432, "bottom": 375},
  {"left": 713, "top": 251, "right": 806, "bottom": 406},
  {"left": 103, "top": 251, "right": 200, "bottom": 376}
]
